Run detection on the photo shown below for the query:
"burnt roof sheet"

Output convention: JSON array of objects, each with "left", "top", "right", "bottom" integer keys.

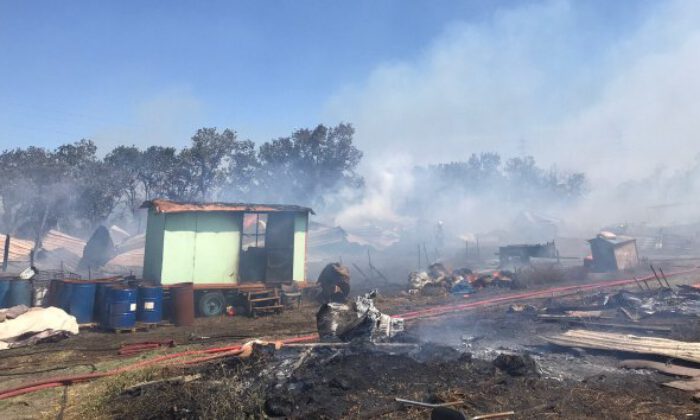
[{"left": 141, "top": 199, "right": 314, "bottom": 215}]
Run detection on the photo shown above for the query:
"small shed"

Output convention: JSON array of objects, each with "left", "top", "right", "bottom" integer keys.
[
  {"left": 141, "top": 199, "right": 313, "bottom": 287},
  {"left": 588, "top": 234, "right": 639, "bottom": 272}
]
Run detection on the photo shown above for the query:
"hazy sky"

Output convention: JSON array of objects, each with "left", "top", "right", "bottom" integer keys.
[
  {"left": 0, "top": 0, "right": 516, "bottom": 149},
  {"left": 1, "top": 0, "right": 659, "bottom": 153}
]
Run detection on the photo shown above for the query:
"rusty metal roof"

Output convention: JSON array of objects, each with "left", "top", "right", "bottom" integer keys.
[{"left": 141, "top": 199, "right": 314, "bottom": 215}]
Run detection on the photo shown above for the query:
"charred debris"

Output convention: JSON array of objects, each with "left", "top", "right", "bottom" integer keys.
[{"left": 5, "top": 196, "right": 700, "bottom": 418}]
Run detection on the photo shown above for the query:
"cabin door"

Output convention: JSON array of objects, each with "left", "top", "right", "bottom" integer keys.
[{"left": 265, "top": 213, "right": 295, "bottom": 283}]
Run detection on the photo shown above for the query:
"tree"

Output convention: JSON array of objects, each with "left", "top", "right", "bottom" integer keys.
[
  {"left": 104, "top": 145, "right": 143, "bottom": 215},
  {"left": 180, "top": 128, "right": 239, "bottom": 200},
  {"left": 138, "top": 146, "right": 180, "bottom": 200},
  {"left": 257, "top": 123, "right": 363, "bottom": 205},
  {"left": 222, "top": 139, "right": 259, "bottom": 200}
]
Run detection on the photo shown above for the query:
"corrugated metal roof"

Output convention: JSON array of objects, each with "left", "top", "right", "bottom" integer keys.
[
  {"left": 0, "top": 230, "right": 86, "bottom": 262},
  {"left": 141, "top": 199, "right": 314, "bottom": 215},
  {"left": 588, "top": 235, "right": 637, "bottom": 246}
]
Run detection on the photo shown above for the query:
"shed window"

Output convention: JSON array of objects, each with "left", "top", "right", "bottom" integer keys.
[{"left": 242, "top": 213, "right": 267, "bottom": 250}]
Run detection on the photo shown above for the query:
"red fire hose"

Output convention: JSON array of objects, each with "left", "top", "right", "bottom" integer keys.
[
  {"left": 0, "top": 267, "right": 696, "bottom": 400},
  {"left": 396, "top": 268, "right": 700, "bottom": 320}
]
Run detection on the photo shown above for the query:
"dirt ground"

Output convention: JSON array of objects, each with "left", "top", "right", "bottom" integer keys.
[{"left": 2, "top": 263, "right": 700, "bottom": 419}]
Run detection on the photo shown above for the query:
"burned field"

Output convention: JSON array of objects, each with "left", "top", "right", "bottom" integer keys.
[{"left": 4, "top": 269, "right": 700, "bottom": 420}]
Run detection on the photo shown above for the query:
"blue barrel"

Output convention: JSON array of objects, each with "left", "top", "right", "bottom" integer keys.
[
  {"left": 57, "top": 280, "right": 72, "bottom": 311},
  {"left": 137, "top": 285, "right": 163, "bottom": 324},
  {"left": 0, "top": 279, "right": 10, "bottom": 308},
  {"left": 65, "top": 281, "right": 96, "bottom": 324},
  {"left": 94, "top": 281, "right": 117, "bottom": 323},
  {"left": 102, "top": 287, "right": 137, "bottom": 330},
  {"left": 6, "top": 279, "right": 32, "bottom": 307}
]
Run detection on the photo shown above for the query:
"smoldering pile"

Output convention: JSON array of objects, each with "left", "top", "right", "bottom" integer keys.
[{"left": 408, "top": 262, "right": 518, "bottom": 296}]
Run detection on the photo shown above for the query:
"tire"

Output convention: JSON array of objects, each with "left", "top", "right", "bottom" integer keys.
[{"left": 198, "top": 291, "right": 226, "bottom": 317}]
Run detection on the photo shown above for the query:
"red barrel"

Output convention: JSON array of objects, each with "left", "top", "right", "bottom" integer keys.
[{"left": 170, "top": 282, "right": 194, "bottom": 326}]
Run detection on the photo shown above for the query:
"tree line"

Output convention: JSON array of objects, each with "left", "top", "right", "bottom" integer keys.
[
  {"left": 404, "top": 152, "right": 587, "bottom": 219},
  {"left": 0, "top": 124, "right": 587, "bottom": 244},
  {"left": 0, "top": 123, "right": 362, "bottom": 242}
]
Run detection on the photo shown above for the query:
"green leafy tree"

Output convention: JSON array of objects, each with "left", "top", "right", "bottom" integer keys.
[{"left": 257, "top": 123, "right": 363, "bottom": 205}]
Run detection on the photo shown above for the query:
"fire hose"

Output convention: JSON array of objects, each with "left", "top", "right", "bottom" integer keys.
[
  {"left": 396, "top": 268, "right": 700, "bottom": 320},
  {"left": 1, "top": 267, "right": 697, "bottom": 400}
]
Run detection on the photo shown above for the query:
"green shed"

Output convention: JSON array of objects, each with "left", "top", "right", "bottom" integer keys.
[{"left": 141, "top": 199, "right": 313, "bottom": 287}]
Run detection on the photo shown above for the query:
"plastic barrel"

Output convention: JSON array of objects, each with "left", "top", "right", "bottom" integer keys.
[
  {"left": 137, "top": 285, "right": 163, "bottom": 324},
  {"left": 46, "top": 279, "right": 63, "bottom": 308},
  {"left": 170, "top": 282, "right": 194, "bottom": 326},
  {"left": 0, "top": 279, "right": 10, "bottom": 308},
  {"left": 57, "top": 280, "right": 72, "bottom": 311},
  {"left": 6, "top": 279, "right": 32, "bottom": 307},
  {"left": 65, "top": 281, "right": 96, "bottom": 324},
  {"left": 94, "top": 281, "right": 118, "bottom": 323},
  {"left": 102, "top": 287, "right": 137, "bottom": 330}
]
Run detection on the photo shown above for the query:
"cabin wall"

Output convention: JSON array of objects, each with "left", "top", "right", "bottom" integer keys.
[
  {"left": 142, "top": 208, "right": 166, "bottom": 282},
  {"left": 193, "top": 212, "right": 242, "bottom": 284},
  {"left": 590, "top": 239, "right": 618, "bottom": 272},
  {"left": 161, "top": 213, "right": 197, "bottom": 284},
  {"left": 144, "top": 209, "right": 307, "bottom": 285},
  {"left": 614, "top": 242, "right": 639, "bottom": 270},
  {"left": 160, "top": 212, "right": 242, "bottom": 285},
  {"left": 293, "top": 212, "right": 308, "bottom": 282}
]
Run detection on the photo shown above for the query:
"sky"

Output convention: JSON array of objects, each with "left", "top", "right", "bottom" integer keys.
[
  {"left": 2, "top": 0, "right": 700, "bottom": 216},
  {"left": 0, "top": 0, "right": 526, "bottom": 150},
  {"left": 0, "top": 0, "right": 662, "bottom": 152}
]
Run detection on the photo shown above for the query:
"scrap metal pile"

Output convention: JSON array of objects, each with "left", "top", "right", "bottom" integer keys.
[
  {"left": 408, "top": 263, "right": 517, "bottom": 296},
  {"left": 317, "top": 291, "right": 404, "bottom": 342}
]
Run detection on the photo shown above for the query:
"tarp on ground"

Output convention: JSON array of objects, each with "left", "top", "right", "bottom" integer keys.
[{"left": 0, "top": 306, "right": 79, "bottom": 350}]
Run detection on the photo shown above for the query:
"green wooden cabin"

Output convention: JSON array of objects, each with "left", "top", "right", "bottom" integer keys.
[{"left": 141, "top": 199, "right": 313, "bottom": 287}]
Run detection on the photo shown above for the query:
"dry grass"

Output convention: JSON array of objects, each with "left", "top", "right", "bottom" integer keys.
[{"left": 65, "top": 356, "right": 270, "bottom": 419}]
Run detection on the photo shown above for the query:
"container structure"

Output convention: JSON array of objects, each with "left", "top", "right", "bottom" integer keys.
[
  {"left": 63, "top": 281, "right": 97, "bottom": 323},
  {"left": 6, "top": 279, "right": 32, "bottom": 307},
  {"left": 588, "top": 234, "right": 639, "bottom": 272},
  {"left": 170, "top": 282, "right": 194, "bottom": 326},
  {"left": 102, "top": 287, "right": 137, "bottom": 330},
  {"left": 137, "top": 285, "right": 163, "bottom": 324},
  {"left": 142, "top": 199, "right": 312, "bottom": 286}
]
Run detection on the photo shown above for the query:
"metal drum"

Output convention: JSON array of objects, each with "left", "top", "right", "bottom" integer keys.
[
  {"left": 57, "top": 280, "right": 72, "bottom": 311},
  {"left": 94, "top": 280, "right": 118, "bottom": 323},
  {"left": 170, "top": 282, "right": 194, "bottom": 326},
  {"left": 6, "top": 279, "right": 32, "bottom": 307},
  {"left": 64, "top": 281, "right": 96, "bottom": 324},
  {"left": 137, "top": 285, "right": 163, "bottom": 324},
  {"left": 0, "top": 278, "right": 10, "bottom": 308},
  {"left": 102, "top": 287, "right": 137, "bottom": 330},
  {"left": 46, "top": 279, "right": 63, "bottom": 308}
]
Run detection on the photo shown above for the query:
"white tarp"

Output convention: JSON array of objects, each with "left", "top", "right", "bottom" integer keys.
[{"left": 0, "top": 306, "right": 79, "bottom": 350}]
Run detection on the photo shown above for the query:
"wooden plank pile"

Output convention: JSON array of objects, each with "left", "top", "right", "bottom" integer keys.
[{"left": 545, "top": 329, "right": 700, "bottom": 363}]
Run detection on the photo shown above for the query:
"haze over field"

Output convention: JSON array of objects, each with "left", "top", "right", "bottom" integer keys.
[{"left": 2, "top": 0, "right": 700, "bottom": 236}]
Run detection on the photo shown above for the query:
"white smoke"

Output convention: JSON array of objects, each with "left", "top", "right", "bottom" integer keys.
[{"left": 325, "top": 0, "right": 700, "bottom": 234}]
